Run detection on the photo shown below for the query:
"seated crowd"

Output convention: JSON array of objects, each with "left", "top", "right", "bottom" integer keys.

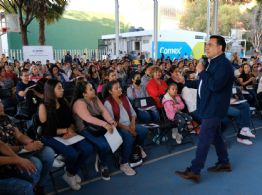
[{"left": 0, "top": 50, "right": 261, "bottom": 194}]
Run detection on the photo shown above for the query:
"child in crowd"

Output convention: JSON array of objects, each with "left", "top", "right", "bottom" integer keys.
[{"left": 162, "top": 83, "right": 193, "bottom": 144}]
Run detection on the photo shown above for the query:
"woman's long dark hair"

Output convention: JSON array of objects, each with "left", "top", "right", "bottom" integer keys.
[
  {"left": 49, "top": 64, "right": 59, "bottom": 78},
  {"left": 43, "top": 79, "right": 66, "bottom": 136},
  {"left": 105, "top": 80, "right": 121, "bottom": 99},
  {"left": 71, "top": 80, "right": 101, "bottom": 113},
  {"left": 88, "top": 65, "right": 96, "bottom": 78},
  {"left": 71, "top": 80, "right": 89, "bottom": 107},
  {"left": 44, "top": 79, "right": 60, "bottom": 109}
]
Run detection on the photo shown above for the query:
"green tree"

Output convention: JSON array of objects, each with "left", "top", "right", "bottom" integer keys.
[
  {"left": 0, "top": 0, "right": 38, "bottom": 45},
  {"left": 35, "top": 0, "right": 67, "bottom": 45},
  {"left": 245, "top": 3, "right": 262, "bottom": 50},
  {"left": 180, "top": 0, "right": 243, "bottom": 35},
  {"left": 218, "top": 3, "right": 242, "bottom": 35},
  {"left": 180, "top": 0, "right": 208, "bottom": 32}
]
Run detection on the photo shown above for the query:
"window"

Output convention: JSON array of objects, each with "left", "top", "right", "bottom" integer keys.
[
  {"left": 195, "top": 35, "right": 204, "bottom": 40},
  {"left": 135, "top": 42, "right": 140, "bottom": 51}
]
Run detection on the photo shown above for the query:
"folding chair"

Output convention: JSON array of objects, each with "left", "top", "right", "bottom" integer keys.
[
  {"left": 158, "top": 108, "right": 195, "bottom": 152},
  {"left": 131, "top": 97, "right": 163, "bottom": 144}
]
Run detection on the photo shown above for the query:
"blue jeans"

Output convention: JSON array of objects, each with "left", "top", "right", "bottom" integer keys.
[
  {"left": 118, "top": 124, "right": 148, "bottom": 164},
  {"left": 80, "top": 130, "right": 111, "bottom": 167},
  {"left": 227, "top": 103, "right": 250, "bottom": 128},
  {"left": 0, "top": 178, "right": 34, "bottom": 195},
  {"left": 20, "top": 146, "right": 54, "bottom": 187},
  {"left": 190, "top": 117, "right": 229, "bottom": 174},
  {"left": 41, "top": 136, "right": 93, "bottom": 175},
  {"left": 137, "top": 109, "right": 160, "bottom": 123},
  {"left": 34, "top": 146, "right": 55, "bottom": 187},
  {"left": 17, "top": 156, "right": 42, "bottom": 186}
]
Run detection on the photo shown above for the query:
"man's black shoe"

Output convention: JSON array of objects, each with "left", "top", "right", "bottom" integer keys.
[
  {"left": 100, "top": 166, "right": 111, "bottom": 181},
  {"left": 207, "top": 163, "right": 232, "bottom": 172},
  {"left": 175, "top": 168, "right": 200, "bottom": 183}
]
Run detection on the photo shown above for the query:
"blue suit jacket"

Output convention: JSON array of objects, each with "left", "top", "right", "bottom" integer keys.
[{"left": 186, "top": 53, "right": 234, "bottom": 119}]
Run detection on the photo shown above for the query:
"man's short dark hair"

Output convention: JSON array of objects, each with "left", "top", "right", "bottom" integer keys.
[{"left": 210, "top": 35, "right": 226, "bottom": 52}]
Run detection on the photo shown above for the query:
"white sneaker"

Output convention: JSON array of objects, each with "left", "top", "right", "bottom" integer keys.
[
  {"left": 176, "top": 133, "right": 183, "bottom": 144},
  {"left": 172, "top": 128, "right": 178, "bottom": 140},
  {"left": 94, "top": 154, "right": 100, "bottom": 172},
  {"left": 240, "top": 127, "right": 255, "bottom": 138},
  {"left": 139, "top": 146, "right": 147, "bottom": 159},
  {"left": 237, "top": 138, "right": 253, "bottom": 145},
  {"left": 120, "top": 163, "right": 136, "bottom": 176},
  {"left": 62, "top": 173, "right": 81, "bottom": 190},
  {"left": 63, "top": 167, "right": 81, "bottom": 183},
  {"left": 74, "top": 174, "right": 81, "bottom": 184},
  {"left": 53, "top": 158, "right": 65, "bottom": 168},
  {"left": 56, "top": 154, "right": 64, "bottom": 161}
]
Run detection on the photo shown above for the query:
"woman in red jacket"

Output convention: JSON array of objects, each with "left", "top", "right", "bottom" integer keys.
[{"left": 146, "top": 66, "right": 168, "bottom": 109}]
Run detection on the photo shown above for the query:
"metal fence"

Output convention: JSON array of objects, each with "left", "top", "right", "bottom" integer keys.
[{"left": 6, "top": 48, "right": 111, "bottom": 62}]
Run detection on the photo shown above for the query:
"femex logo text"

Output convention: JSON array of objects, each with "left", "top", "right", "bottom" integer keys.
[{"left": 159, "top": 47, "right": 182, "bottom": 55}]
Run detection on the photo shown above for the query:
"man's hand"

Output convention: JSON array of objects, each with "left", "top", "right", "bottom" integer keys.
[{"left": 196, "top": 63, "right": 205, "bottom": 73}]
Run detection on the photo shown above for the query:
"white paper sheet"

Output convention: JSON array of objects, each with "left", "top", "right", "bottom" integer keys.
[
  {"left": 54, "top": 135, "right": 85, "bottom": 146},
  {"left": 140, "top": 99, "right": 147, "bottom": 107},
  {"left": 104, "top": 127, "right": 123, "bottom": 153},
  {"left": 141, "top": 123, "right": 160, "bottom": 128},
  {"left": 137, "top": 105, "right": 155, "bottom": 111},
  {"left": 231, "top": 99, "right": 247, "bottom": 105},
  {"left": 242, "top": 90, "right": 250, "bottom": 94},
  {"left": 18, "top": 149, "right": 30, "bottom": 154}
]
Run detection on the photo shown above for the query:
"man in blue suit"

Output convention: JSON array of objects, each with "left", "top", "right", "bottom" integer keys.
[{"left": 176, "top": 35, "right": 234, "bottom": 183}]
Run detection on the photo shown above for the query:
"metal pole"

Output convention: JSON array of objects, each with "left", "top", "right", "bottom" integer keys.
[
  {"left": 115, "top": 0, "right": 120, "bottom": 59},
  {"left": 206, "top": 0, "right": 211, "bottom": 39},
  {"left": 244, "top": 40, "right": 246, "bottom": 58},
  {"left": 153, "top": 0, "right": 158, "bottom": 60},
  {"left": 213, "top": 0, "right": 219, "bottom": 34}
]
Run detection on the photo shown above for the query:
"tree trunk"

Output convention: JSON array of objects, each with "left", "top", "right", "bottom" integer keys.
[
  {"left": 39, "top": 17, "right": 45, "bottom": 45},
  {"left": 20, "top": 25, "right": 28, "bottom": 46}
]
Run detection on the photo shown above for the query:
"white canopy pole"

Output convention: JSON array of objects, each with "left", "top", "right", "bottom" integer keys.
[
  {"left": 213, "top": 0, "right": 219, "bottom": 34},
  {"left": 153, "top": 0, "right": 158, "bottom": 60},
  {"left": 206, "top": 0, "right": 211, "bottom": 39},
  {"left": 115, "top": 0, "right": 120, "bottom": 59}
]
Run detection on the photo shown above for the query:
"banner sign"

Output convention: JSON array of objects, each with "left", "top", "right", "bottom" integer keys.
[{"left": 23, "top": 46, "right": 54, "bottom": 64}]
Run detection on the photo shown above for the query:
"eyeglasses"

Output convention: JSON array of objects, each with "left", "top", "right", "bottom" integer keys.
[{"left": 206, "top": 43, "right": 218, "bottom": 47}]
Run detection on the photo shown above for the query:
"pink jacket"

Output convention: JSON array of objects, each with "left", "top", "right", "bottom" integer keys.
[{"left": 162, "top": 92, "right": 185, "bottom": 121}]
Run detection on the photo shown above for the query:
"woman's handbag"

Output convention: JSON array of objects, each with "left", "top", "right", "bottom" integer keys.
[
  {"left": 133, "top": 97, "right": 155, "bottom": 109},
  {"left": 84, "top": 122, "right": 107, "bottom": 137}
]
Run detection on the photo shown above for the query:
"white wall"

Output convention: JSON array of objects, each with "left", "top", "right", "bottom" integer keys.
[{"left": 0, "top": 33, "right": 8, "bottom": 55}]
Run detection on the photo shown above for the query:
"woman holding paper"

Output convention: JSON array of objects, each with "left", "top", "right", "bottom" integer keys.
[
  {"left": 71, "top": 80, "right": 118, "bottom": 181},
  {"left": 38, "top": 79, "right": 93, "bottom": 191},
  {"left": 104, "top": 80, "right": 149, "bottom": 176}
]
